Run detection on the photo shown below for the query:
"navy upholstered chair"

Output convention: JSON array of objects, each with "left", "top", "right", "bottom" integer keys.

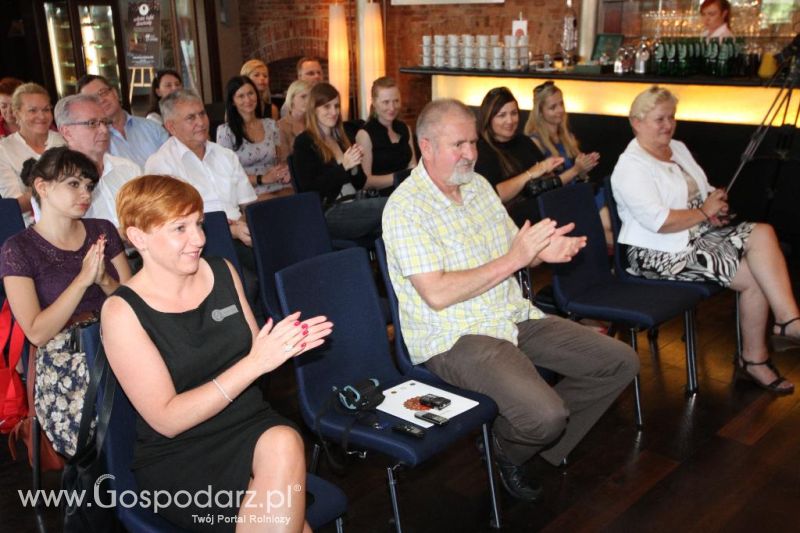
[
  {"left": 81, "top": 324, "right": 347, "bottom": 532},
  {"left": 604, "top": 175, "right": 742, "bottom": 370},
  {"left": 538, "top": 183, "right": 705, "bottom": 426},
  {"left": 245, "top": 193, "right": 335, "bottom": 320},
  {"left": 202, "top": 210, "right": 243, "bottom": 280},
  {"left": 373, "top": 238, "right": 446, "bottom": 385},
  {"left": 0, "top": 198, "right": 24, "bottom": 304},
  {"left": 275, "top": 248, "right": 502, "bottom": 532}
]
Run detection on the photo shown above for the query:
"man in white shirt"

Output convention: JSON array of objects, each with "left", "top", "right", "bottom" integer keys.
[
  {"left": 77, "top": 75, "right": 168, "bottom": 168},
  {"left": 144, "top": 89, "right": 256, "bottom": 245},
  {"left": 54, "top": 94, "right": 141, "bottom": 228}
]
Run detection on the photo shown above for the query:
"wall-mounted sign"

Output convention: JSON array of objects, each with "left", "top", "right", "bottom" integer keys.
[{"left": 126, "top": 1, "right": 161, "bottom": 67}]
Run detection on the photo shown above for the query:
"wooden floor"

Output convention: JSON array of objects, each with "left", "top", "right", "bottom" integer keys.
[{"left": 4, "top": 264, "right": 800, "bottom": 533}]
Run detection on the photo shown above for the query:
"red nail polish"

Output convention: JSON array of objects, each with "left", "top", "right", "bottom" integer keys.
[
  {"left": 301, "top": 342, "right": 306, "bottom": 348},
  {"left": 303, "top": 330, "right": 308, "bottom": 336},
  {"left": 294, "top": 321, "right": 301, "bottom": 326},
  {"left": 301, "top": 323, "right": 309, "bottom": 329}
]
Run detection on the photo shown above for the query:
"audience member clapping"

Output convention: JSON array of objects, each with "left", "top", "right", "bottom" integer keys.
[
  {"left": 0, "top": 146, "right": 130, "bottom": 457},
  {"left": 525, "top": 81, "right": 611, "bottom": 244},
  {"left": 474, "top": 87, "right": 563, "bottom": 227},
  {"left": 216, "top": 76, "right": 292, "bottom": 199},
  {"left": 293, "top": 82, "right": 387, "bottom": 241},
  {"left": 101, "top": 174, "right": 331, "bottom": 530}
]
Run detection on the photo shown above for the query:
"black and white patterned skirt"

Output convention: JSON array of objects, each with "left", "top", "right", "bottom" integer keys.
[{"left": 626, "top": 221, "right": 755, "bottom": 287}]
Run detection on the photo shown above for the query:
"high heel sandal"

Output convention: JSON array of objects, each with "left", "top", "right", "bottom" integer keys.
[
  {"left": 771, "top": 317, "right": 800, "bottom": 352},
  {"left": 734, "top": 356, "right": 794, "bottom": 395}
]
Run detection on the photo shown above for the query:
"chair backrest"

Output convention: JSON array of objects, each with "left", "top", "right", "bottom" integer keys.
[
  {"left": 537, "top": 183, "right": 614, "bottom": 305},
  {"left": 0, "top": 199, "right": 24, "bottom": 303},
  {"left": 0, "top": 198, "right": 24, "bottom": 248},
  {"left": 246, "top": 193, "right": 333, "bottom": 320},
  {"left": 202, "top": 210, "right": 243, "bottom": 280},
  {"left": 603, "top": 175, "right": 632, "bottom": 279},
  {"left": 286, "top": 154, "right": 300, "bottom": 193},
  {"left": 78, "top": 323, "right": 185, "bottom": 532},
  {"left": 393, "top": 168, "right": 412, "bottom": 189},
  {"left": 374, "top": 238, "right": 445, "bottom": 384},
  {"left": 275, "top": 248, "right": 401, "bottom": 426}
]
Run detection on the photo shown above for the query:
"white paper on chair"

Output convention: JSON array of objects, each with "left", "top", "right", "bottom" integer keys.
[{"left": 377, "top": 380, "right": 478, "bottom": 428}]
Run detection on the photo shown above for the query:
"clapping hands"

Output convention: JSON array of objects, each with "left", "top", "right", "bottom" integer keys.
[
  {"left": 77, "top": 234, "right": 107, "bottom": 289},
  {"left": 509, "top": 218, "right": 586, "bottom": 269},
  {"left": 342, "top": 145, "right": 364, "bottom": 171},
  {"left": 249, "top": 312, "right": 333, "bottom": 374}
]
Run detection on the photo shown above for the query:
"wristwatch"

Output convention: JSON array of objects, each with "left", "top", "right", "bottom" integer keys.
[{"left": 256, "top": 174, "right": 263, "bottom": 185}]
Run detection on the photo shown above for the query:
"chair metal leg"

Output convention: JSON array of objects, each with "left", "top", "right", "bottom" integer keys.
[
  {"left": 647, "top": 327, "right": 660, "bottom": 358},
  {"left": 31, "top": 416, "right": 46, "bottom": 533},
  {"left": 683, "top": 310, "right": 699, "bottom": 395},
  {"left": 335, "top": 516, "right": 344, "bottom": 533},
  {"left": 386, "top": 465, "right": 402, "bottom": 533},
  {"left": 735, "top": 292, "right": 743, "bottom": 359},
  {"left": 310, "top": 442, "right": 321, "bottom": 474},
  {"left": 482, "top": 424, "right": 502, "bottom": 529},
  {"left": 629, "top": 328, "right": 644, "bottom": 429}
]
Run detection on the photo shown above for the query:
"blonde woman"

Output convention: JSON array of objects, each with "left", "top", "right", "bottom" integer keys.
[
  {"left": 0, "top": 83, "right": 65, "bottom": 224},
  {"left": 612, "top": 86, "right": 800, "bottom": 394},
  {"left": 277, "top": 79, "right": 311, "bottom": 157},
  {"left": 240, "top": 59, "right": 279, "bottom": 120},
  {"left": 524, "top": 81, "right": 611, "bottom": 244}
]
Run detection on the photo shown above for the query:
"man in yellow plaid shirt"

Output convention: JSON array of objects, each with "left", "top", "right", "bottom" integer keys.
[{"left": 382, "top": 99, "right": 638, "bottom": 502}]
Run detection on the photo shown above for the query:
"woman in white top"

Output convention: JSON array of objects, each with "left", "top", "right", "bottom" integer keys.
[
  {"left": 216, "top": 76, "right": 292, "bottom": 198},
  {"left": 611, "top": 86, "right": 800, "bottom": 395},
  {"left": 700, "top": 0, "right": 734, "bottom": 40},
  {"left": 146, "top": 69, "right": 182, "bottom": 125},
  {"left": 0, "top": 83, "right": 64, "bottom": 225}
]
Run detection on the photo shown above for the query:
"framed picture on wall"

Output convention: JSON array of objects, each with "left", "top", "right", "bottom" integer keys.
[
  {"left": 592, "top": 34, "right": 624, "bottom": 61},
  {"left": 391, "top": 0, "right": 502, "bottom": 4}
]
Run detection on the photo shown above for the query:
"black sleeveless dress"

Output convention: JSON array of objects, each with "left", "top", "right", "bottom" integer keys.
[{"left": 113, "top": 257, "right": 296, "bottom": 532}]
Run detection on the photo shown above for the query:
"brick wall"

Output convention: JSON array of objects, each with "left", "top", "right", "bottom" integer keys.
[{"left": 239, "top": 0, "right": 572, "bottom": 125}]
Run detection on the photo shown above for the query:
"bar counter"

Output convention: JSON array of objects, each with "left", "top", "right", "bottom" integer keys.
[{"left": 399, "top": 67, "right": 797, "bottom": 126}]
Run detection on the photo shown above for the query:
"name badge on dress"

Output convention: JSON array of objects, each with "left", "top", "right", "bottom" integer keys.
[{"left": 211, "top": 304, "right": 239, "bottom": 322}]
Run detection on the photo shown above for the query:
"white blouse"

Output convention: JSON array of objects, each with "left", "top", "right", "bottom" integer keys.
[{"left": 611, "top": 138, "right": 714, "bottom": 253}]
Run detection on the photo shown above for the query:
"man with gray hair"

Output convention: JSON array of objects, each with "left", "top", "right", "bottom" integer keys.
[
  {"left": 382, "top": 98, "right": 639, "bottom": 501},
  {"left": 55, "top": 93, "right": 141, "bottom": 227},
  {"left": 145, "top": 89, "right": 256, "bottom": 246}
]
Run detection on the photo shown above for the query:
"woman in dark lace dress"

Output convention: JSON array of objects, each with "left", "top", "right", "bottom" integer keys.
[
  {"left": 102, "top": 175, "right": 332, "bottom": 531},
  {"left": 0, "top": 146, "right": 130, "bottom": 457}
]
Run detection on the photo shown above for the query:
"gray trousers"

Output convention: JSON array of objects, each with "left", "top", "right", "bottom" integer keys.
[{"left": 425, "top": 316, "right": 639, "bottom": 466}]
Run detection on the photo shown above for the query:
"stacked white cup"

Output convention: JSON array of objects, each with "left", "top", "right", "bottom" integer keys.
[
  {"left": 421, "top": 35, "right": 433, "bottom": 67},
  {"left": 433, "top": 34, "right": 446, "bottom": 67}
]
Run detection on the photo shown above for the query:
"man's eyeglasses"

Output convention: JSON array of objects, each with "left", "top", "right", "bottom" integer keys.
[
  {"left": 94, "top": 87, "right": 113, "bottom": 98},
  {"left": 63, "top": 118, "right": 113, "bottom": 129},
  {"left": 534, "top": 80, "right": 555, "bottom": 94}
]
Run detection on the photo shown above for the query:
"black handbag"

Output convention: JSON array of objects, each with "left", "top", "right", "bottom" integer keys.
[
  {"left": 61, "top": 337, "right": 118, "bottom": 533},
  {"left": 522, "top": 173, "right": 562, "bottom": 198}
]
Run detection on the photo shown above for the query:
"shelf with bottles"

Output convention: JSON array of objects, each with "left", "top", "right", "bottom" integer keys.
[{"left": 606, "top": 34, "right": 795, "bottom": 80}]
